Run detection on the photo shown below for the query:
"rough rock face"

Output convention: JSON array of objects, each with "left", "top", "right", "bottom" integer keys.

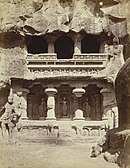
[
  {"left": 100, "top": 43, "right": 124, "bottom": 81},
  {"left": 101, "top": 0, "right": 130, "bottom": 35},
  {"left": 99, "top": 58, "right": 130, "bottom": 167},
  {"left": 115, "top": 57, "right": 130, "bottom": 128},
  {"left": 100, "top": 128, "right": 130, "bottom": 168},
  {"left": 0, "top": 86, "right": 10, "bottom": 116},
  {"left": 0, "top": 0, "right": 128, "bottom": 36},
  {"left": 0, "top": 32, "right": 27, "bottom": 80}
]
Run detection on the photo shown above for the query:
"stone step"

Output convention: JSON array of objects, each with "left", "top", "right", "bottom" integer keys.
[
  {"left": 16, "top": 126, "right": 102, "bottom": 145},
  {"left": 15, "top": 120, "right": 105, "bottom": 144}
]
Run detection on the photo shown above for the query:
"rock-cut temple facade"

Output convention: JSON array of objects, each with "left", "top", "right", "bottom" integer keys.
[{"left": 0, "top": 0, "right": 128, "bottom": 129}]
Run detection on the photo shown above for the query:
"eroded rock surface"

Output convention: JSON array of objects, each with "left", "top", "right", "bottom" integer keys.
[
  {"left": 0, "top": 0, "right": 128, "bottom": 36},
  {"left": 97, "top": 57, "right": 130, "bottom": 167},
  {"left": 0, "top": 0, "right": 128, "bottom": 83}
]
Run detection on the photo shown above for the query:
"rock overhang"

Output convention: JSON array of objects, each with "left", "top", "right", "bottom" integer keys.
[{"left": 0, "top": 0, "right": 128, "bottom": 38}]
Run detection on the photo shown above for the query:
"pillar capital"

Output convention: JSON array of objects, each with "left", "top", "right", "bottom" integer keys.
[
  {"left": 16, "top": 88, "right": 30, "bottom": 97},
  {"left": 45, "top": 88, "right": 57, "bottom": 96},
  {"left": 100, "top": 88, "right": 110, "bottom": 94},
  {"left": 72, "top": 88, "right": 85, "bottom": 97},
  {"left": 21, "top": 88, "right": 30, "bottom": 94},
  {"left": 70, "top": 33, "right": 83, "bottom": 42},
  {"left": 45, "top": 35, "right": 56, "bottom": 43}
]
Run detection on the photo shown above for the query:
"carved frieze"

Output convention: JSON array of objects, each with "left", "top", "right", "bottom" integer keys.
[
  {"left": 27, "top": 53, "right": 108, "bottom": 60},
  {"left": 26, "top": 68, "right": 100, "bottom": 79},
  {"left": 27, "top": 53, "right": 57, "bottom": 60},
  {"left": 73, "top": 54, "right": 108, "bottom": 60}
]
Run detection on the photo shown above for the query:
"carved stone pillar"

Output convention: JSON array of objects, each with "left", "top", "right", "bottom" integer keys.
[
  {"left": 100, "top": 87, "right": 113, "bottom": 126},
  {"left": 46, "top": 37, "right": 55, "bottom": 53},
  {"left": 45, "top": 88, "right": 57, "bottom": 120},
  {"left": 112, "top": 107, "right": 119, "bottom": 128},
  {"left": 74, "top": 34, "right": 82, "bottom": 53},
  {"left": 74, "top": 41, "right": 81, "bottom": 54},
  {"left": 72, "top": 88, "right": 85, "bottom": 120},
  {"left": 73, "top": 96, "right": 78, "bottom": 112},
  {"left": 27, "top": 94, "right": 33, "bottom": 119},
  {"left": 21, "top": 89, "right": 30, "bottom": 119},
  {"left": 94, "top": 94, "right": 102, "bottom": 120},
  {"left": 100, "top": 88, "right": 109, "bottom": 112}
]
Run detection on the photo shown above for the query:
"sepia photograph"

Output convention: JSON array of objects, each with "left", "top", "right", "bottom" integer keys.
[{"left": 0, "top": 0, "right": 130, "bottom": 168}]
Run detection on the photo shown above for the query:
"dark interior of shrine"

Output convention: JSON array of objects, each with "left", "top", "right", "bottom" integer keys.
[
  {"left": 26, "top": 83, "right": 103, "bottom": 121},
  {"left": 25, "top": 34, "right": 101, "bottom": 56},
  {"left": 26, "top": 36, "right": 48, "bottom": 54},
  {"left": 81, "top": 34, "right": 100, "bottom": 53},
  {"left": 54, "top": 35, "right": 74, "bottom": 59}
]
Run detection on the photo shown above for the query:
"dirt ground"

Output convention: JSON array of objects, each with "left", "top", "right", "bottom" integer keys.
[{"left": 0, "top": 131, "right": 119, "bottom": 168}]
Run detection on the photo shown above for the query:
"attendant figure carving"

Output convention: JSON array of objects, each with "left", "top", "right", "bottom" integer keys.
[
  {"left": 39, "top": 98, "right": 46, "bottom": 118},
  {"left": 85, "top": 98, "right": 91, "bottom": 118},
  {"left": 62, "top": 97, "right": 68, "bottom": 117},
  {"left": 0, "top": 96, "right": 21, "bottom": 142}
]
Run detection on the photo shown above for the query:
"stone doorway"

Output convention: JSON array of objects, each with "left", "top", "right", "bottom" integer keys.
[
  {"left": 27, "top": 84, "right": 47, "bottom": 120},
  {"left": 81, "top": 34, "right": 100, "bottom": 53},
  {"left": 54, "top": 35, "right": 74, "bottom": 59},
  {"left": 26, "top": 35, "right": 48, "bottom": 54},
  {"left": 55, "top": 85, "right": 75, "bottom": 120},
  {"left": 81, "top": 85, "right": 103, "bottom": 120}
]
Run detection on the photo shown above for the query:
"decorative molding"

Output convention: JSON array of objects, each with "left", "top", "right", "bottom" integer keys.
[
  {"left": 26, "top": 68, "right": 101, "bottom": 79},
  {"left": 25, "top": 53, "right": 109, "bottom": 78},
  {"left": 73, "top": 53, "right": 108, "bottom": 60},
  {"left": 27, "top": 53, "right": 108, "bottom": 60},
  {"left": 27, "top": 53, "right": 57, "bottom": 60}
]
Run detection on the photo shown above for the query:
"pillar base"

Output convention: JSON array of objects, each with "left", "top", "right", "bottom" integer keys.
[
  {"left": 46, "top": 108, "right": 56, "bottom": 120},
  {"left": 46, "top": 117, "right": 56, "bottom": 120},
  {"left": 73, "top": 117, "right": 85, "bottom": 120},
  {"left": 73, "top": 109, "right": 85, "bottom": 121}
]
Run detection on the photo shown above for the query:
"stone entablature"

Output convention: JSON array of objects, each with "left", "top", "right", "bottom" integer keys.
[
  {"left": 27, "top": 53, "right": 57, "bottom": 60},
  {"left": 73, "top": 53, "right": 108, "bottom": 60},
  {"left": 26, "top": 53, "right": 108, "bottom": 79},
  {"left": 26, "top": 68, "right": 100, "bottom": 79},
  {"left": 27, "top": 53, "right": 108, "bottom": 60}
]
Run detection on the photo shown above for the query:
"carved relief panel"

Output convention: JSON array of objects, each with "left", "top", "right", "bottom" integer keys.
[
  {"left": 55, "top": 85, "right": 75, "bottom": 120},
  {"left": 81, "top": 85, "right": 103, "bottom": 120}
]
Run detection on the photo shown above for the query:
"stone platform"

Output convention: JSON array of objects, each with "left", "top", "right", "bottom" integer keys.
[{"left": 15, "top": 120, "right": 106, "bottom": 144}]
